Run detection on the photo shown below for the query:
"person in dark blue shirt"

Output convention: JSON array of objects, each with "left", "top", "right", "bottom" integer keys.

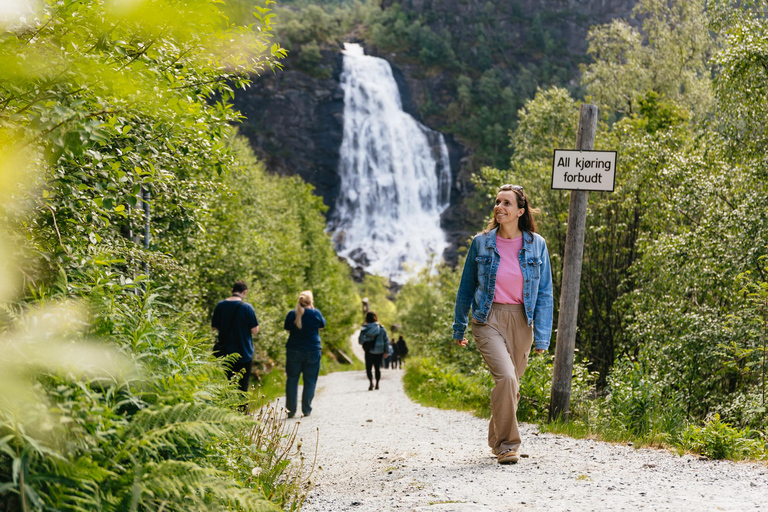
[
  {"left": 283, "top": 290, "right": 326, "bottom": 418},
  {"left": 212, "top": 281, "right": 259, "bottom": 396}
]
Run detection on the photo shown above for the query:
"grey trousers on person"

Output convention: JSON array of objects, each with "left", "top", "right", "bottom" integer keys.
[{"left": 472, "top": 303, "right": 534, "bottom": 455}]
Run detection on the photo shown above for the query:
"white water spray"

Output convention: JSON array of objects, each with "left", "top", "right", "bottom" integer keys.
[{"left": 329, "top": 43, "right": 451, "bottom": 283}]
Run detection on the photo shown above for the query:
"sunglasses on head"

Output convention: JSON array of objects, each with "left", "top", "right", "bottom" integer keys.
[{"left": 500, "top": 184, "right": 523, "bottom": 191}]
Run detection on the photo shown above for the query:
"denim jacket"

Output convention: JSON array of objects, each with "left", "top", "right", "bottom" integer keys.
[{"left": 452, "top": 228, "right": 554, "bottom": 350}]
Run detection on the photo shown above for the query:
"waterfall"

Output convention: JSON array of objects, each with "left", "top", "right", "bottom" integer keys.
[{"left": 329, "top": 43, "right": 452, "bottom": 283}]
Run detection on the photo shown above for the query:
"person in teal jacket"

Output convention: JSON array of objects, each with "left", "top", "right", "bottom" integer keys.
[{"left": 358, "top": 311, "right": 389, "bottom": 390}]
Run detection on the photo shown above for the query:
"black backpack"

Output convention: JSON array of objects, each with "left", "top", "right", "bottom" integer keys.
[{"left": 360, "top": 327, "right": 380, "bottom": 353}]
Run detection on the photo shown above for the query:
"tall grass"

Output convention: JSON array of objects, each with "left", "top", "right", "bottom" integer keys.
[{"left": 403, "top": 358, "right": 492, "bottom": 418}]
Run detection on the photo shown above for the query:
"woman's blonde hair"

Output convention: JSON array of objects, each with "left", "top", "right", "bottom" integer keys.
[{"left": 295, "top": 290, "right": 314, "bottom": 329}]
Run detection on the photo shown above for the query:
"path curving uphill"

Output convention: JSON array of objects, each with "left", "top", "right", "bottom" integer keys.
[{"left": 280, "top": 370, "right": 767, "bottom": 512}]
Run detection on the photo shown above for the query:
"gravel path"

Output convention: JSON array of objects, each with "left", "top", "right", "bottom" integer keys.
[{"left": 278, "top": 348, "right": 768, "bottom": 511}]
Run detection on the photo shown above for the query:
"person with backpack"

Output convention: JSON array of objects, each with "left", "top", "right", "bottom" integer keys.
[
  {"left": 211, "top": 281, "right": 260, "bottom": 395},
  {"left": 358, "top": 311, "right": 389, "bottom": 390},
  {"left": 284, "top": 290, "right": 326, "bottom": 418}
]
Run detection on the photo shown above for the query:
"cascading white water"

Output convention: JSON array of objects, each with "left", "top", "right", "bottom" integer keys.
[{"left": 329, "top": 43, "right": 452, "bottom": 283}]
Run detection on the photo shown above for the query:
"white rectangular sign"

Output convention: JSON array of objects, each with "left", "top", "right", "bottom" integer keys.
[{"left": 551, "top": 149, "right": 617, "bottom": 192}]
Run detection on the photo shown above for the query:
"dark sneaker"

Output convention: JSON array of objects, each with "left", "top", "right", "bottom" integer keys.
[{"left": 498, "top": 450, "right": 519, "bottom": 464}]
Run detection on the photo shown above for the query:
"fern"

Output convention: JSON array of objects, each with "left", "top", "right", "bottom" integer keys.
[{"left": 125, "top": 460, "right": 278, "bottom": 512}]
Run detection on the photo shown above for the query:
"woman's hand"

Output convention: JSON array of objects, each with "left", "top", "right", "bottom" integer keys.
[
  {"left": 455, "top": 338, "right": 468, "bottom": 347},
  {"left": 534, "top": 348, "right": 545, "bottom": 354}
]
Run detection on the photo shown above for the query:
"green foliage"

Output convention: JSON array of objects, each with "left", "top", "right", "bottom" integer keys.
[
  {"left": 403, "top": 358, "right": 492, "bottom": 418},
  {"left": 679, "top": 414, "right": 767, "bottom": 461},
  {"left": 637, "top": 92, "right": 690, "bottom": 133},
  {"left": 582, "top": 0, "right": 712, "bottom": 120},
  {"left": 297, "top": 41, "right": 330, "bottom": 78},
  {"left": 0, "top": 285, "right": 291, "bottom": 512},
  {"left": 724, "top": 255, "right": 768, "bottom": 427},
  {"left": 709, "top": 0, "right": 768, "bottom": 161},
  {"left": 603, "top": 358, "right": 683, "bottom": 437}
]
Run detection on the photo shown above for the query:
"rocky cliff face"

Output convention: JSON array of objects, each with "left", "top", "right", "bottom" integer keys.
[{"left": 233, "top": 50, "right": 346, "bottom": 209}]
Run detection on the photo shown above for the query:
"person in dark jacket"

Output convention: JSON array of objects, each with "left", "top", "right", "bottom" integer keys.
[
  {"left": 211, "top": 281, "right": 260, "bottom": 395},
  {"left": 359, "top": 311, "right": 389, "bottom": 390},
  {"left": 395, "top": 335, "right": 408, "bottom": 369},
  {"left": 284, "top": 290, "right": 326, "bottom": 418},
  {"left": 388, "top": 339, "right": 399, "bottom": 370}
]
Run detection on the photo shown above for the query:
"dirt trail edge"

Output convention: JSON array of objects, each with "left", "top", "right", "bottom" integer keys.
[{"left": 278, "top": 369, "right": 767, "bottom": 512}]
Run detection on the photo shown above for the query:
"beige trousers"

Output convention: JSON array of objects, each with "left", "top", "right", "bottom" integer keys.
[{"left": 472, "top": 303, "right": 534, "bottom": 455}]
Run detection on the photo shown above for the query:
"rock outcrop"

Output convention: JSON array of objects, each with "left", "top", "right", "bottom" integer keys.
[{"left": 233, "top": 50, "right": 346, "bottom": 210}]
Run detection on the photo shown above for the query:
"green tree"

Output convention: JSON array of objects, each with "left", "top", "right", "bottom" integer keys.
[{"left": 582, "top": 0, "right": 712, "bottom": 119}]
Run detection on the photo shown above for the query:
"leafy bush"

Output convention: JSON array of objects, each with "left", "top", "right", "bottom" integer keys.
[
  {"left": 604, "top": 358, "right": 676, "bottom": 437},
  {"left": 678, "top": 414, "right": 767, "bottom": 461}
]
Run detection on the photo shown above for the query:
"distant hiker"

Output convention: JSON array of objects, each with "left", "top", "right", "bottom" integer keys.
[
  {"left": 284, "top": 290, "right": 326, "bottom": 418},
  {"left": 453, "top": 184, "right": 553, "bottom": 465},
  {"left": 383, "top": 341, "right": 393, "bottom": 369},
  {"left": 388, "top": 339, "right": 399, "bottom": 370},
  {"left": 211, "top": 281, "right": 260, "bottom": 395},
  {"left": 359, "top": 311, "right": 389, "bottom": 390},
  {"left": 394, "top": 334, "right": 408, "bottom": 369}
]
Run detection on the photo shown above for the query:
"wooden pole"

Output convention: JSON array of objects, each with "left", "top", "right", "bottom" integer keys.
[{"left": 549, "top": 104, "right": 598, "bottom": 421}]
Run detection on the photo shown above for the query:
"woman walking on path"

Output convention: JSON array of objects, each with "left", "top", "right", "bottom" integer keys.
[
  {"left": 284, "top": 290, "right": 326, "bottom": 418},
  {"left": 452, "top": 184, "right": 553, "bottom": 465},
  {"left": 359, "top": 311, "right": 389, "bottom": 390}
]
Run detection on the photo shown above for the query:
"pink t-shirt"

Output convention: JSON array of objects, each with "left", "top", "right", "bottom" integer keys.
[{"left": 493, "top": 235, "right": 524, "bottom": 304}]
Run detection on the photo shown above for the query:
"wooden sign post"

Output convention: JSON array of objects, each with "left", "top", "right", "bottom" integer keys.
[{"left": 549, "top": 104, "right": 599, "bottom": 421}]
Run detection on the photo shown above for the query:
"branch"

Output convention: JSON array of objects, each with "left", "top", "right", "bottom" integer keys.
[
  {"left": 26, "top": 108, "right": 118, "bottom": 147},
  {"left": 117, "top": 39, "right": 158, "bottom": 72},
  {"left": 44, "top": 202, "right": 70, "bottom": 256}
]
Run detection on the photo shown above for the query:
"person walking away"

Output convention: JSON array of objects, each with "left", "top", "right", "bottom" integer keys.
[
  {"left": 284, "top": 290, "right": 326, "bottom": 418},
  {"left": 452, "top": 184, "right": 553, "bottom": 465},
  {"left": 395, "top": 334, "right": 408, "bottom": 369},
  {"left": 383, "top": 340, "right": 393, "bottom": 369},
  {"left": 388, "top": 339, "right": 399, "bottom": 370},
  {"left": 359, "top": 311, "right": 389, "bottom": 390},
  {"left": 212, "top": 281, "right": 260, "bottom": 398}
]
